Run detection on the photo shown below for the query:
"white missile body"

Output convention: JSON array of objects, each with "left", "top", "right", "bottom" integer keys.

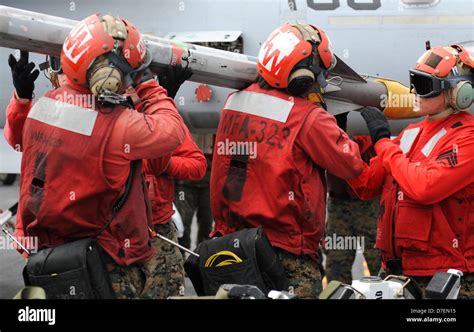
[{"left": 0, "top": 5, "right": 416, "bottom": 120}]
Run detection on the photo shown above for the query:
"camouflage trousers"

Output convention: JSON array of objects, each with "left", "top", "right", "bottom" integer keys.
[
  {"left": 103, "top": 221, "right": 185, "bottom": 299},
  {"left": 276, "top": 248, "right": 322, "bottom": 299},
  {"left": 324, "top": 196, "right": 381, "bottom": 284},
  {"left": 411, "top": 273, "right": 474, "bottom": 299},
  {"left": 175, "top": 178, "right": 213, "bottom": 250}
]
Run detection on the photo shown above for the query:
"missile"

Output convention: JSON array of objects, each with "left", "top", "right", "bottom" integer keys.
[
  {"left": 0, "top": 5, "right": 417, "bottom": 119},
  {"left": 0, "top": 5, "right": 256, "bottom": 89}
]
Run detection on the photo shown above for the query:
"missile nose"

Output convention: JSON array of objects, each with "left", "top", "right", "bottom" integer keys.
[{"left": 375, "top": 78, "right": 420, "bottom": 119}]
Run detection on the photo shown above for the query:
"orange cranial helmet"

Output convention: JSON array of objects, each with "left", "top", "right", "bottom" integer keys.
[
  {"left": 61, "top": 14, "right": 150, "bottom": 94},
  {"left": 256, "top": 23, "right": 336, "bottom": 95},
  {"left": 410, "top": 44, "right": 473, "bottom": 110},
  {"left": 414, "top": 44, "right": 473, "bottom": 78}
]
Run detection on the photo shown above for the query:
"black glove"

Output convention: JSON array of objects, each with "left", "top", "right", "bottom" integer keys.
[
  {"left": 8, "top": 51, "right": 40, "bottom": 99},
  {"left": 360, "top": 107, "right": 391, "bottom": 144},
  {"left": 158, "top": 64, "right": 193, "bottom": 99},
  {"left": 131, "top": 68, "right": 155, "bottom": 87}
]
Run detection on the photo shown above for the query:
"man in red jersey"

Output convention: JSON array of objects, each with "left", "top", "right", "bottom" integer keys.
[
  {"left": 9, "top": 14, "right": 187, "bottom": 298},
  {"left": 210, "top": 23, "right": 364, "bottom": 298},
  {"left": 349, "top": 44, "right": 474, "bottom": 298}
]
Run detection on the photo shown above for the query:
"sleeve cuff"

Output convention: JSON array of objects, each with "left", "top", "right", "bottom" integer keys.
[
  {"left": 374, "top": 137, "right": 394, "bottom": 156},
  {"left": 135, "top": 79, "right": 160, "bottom": 94},
  {"left": 12, "top": 92, "right": 32, "bottom": 111}
]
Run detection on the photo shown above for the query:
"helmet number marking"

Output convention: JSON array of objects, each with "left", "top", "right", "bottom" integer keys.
[
  {"left": 62, "top": 20, "right": 93, "bottom": 65},
  {"left": 258, "top": 29, "right": 300, "bottom": 75},
  {"left": 137, "top": 36, "right": 147, "bottom": 60}
]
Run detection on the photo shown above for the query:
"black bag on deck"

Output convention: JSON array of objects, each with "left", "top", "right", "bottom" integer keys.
[
  {"left": 23, "top": 161, "right": 139, "bottom": 299},
  {"left": 24, "top": 238, "right": 113, "bottom": 299},
  {"left": 184, "top": 227, "right": 289, "bottom": 296}
]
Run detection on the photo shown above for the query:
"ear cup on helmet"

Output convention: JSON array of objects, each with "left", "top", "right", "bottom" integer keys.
[
  {"left": 88, "top": 61, "right": 124, "bottom": 97},
  {"left": 287, "top": 68, "right": 315, "bottom": 96},
  {"left": 89, "top": 66, "right": 123, "bottom": 96},
  {"left": 450, "top": 81, "right": 473, "bottom": 110}
]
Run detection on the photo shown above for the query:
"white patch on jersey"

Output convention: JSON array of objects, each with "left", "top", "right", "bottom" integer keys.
[
  {"left": 224, "top": 91, "right": 294, "bottom": 123},
  {"left": 421, "top": 128, "right": 447, "bottom": 157},
  {"left": 28, "top": 97, "right": 98, "bottom": 136},
  {"left": 399, "top": 127, "right": 421, "bottom": 154}
]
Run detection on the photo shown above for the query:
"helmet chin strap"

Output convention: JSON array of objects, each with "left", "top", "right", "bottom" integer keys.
[
  {"left": 425, "top": 91, "right": 459, "bottom": 120},
  {"left": 427, "top": 107, "right": 455, "bottom": 120}
]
